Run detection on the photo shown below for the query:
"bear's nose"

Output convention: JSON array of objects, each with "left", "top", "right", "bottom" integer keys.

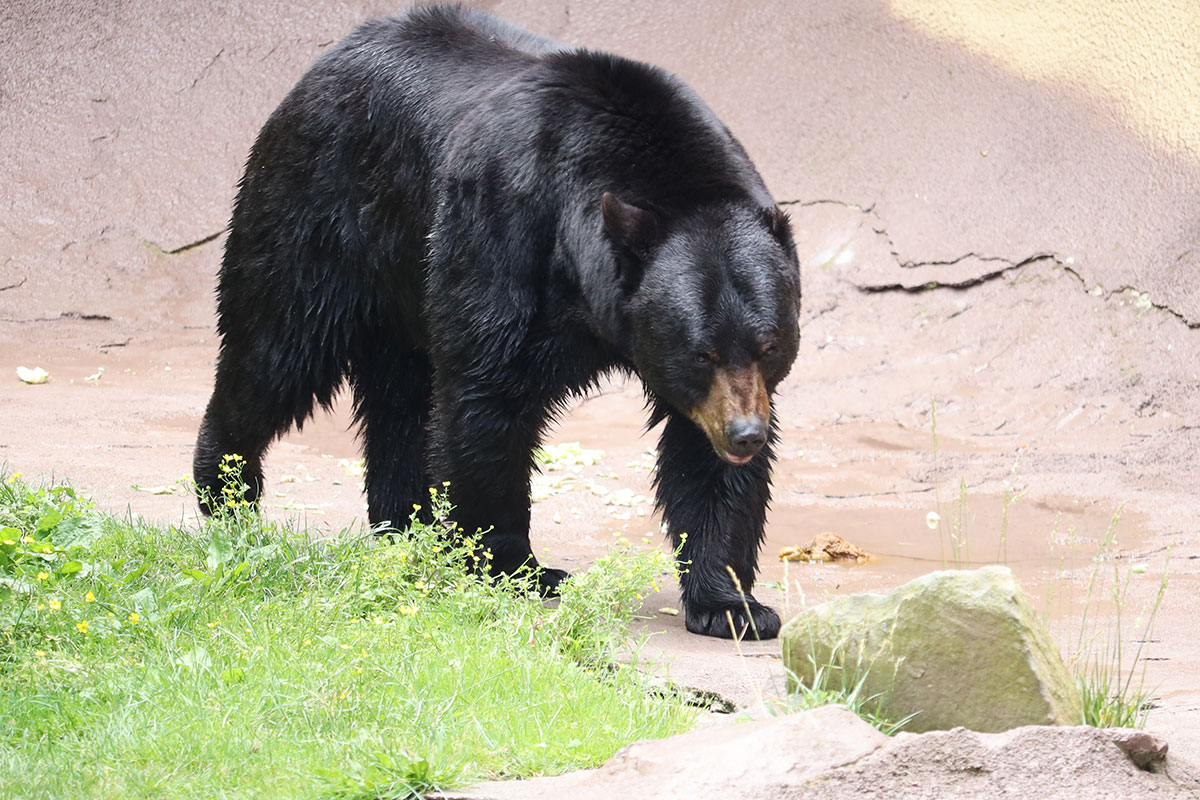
[{"left": 724, "top": 417, "right": 767, "bottom": 460}]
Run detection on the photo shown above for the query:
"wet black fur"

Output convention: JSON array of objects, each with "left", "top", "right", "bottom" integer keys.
[{"left": 194, "top": 4, "right": 801, "bottom": 639}]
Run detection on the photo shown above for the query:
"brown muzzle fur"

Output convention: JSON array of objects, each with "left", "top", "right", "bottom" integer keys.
[{"left": 688, "top": 364, "right": 770, "bottom": 460}]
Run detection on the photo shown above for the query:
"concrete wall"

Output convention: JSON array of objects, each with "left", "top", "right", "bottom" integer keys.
[{"left": 2, "top": 0, "right": 1197, "bottom": 324}]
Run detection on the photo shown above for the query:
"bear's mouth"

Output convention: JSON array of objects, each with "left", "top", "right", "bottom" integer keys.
[{"left": 720, "top": 450, "right": 755, "bottom": 466}]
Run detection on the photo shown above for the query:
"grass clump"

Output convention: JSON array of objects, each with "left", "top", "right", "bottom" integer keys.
[
  {"left": 781, "top": 653, "right": 914, "bottom": 736},
  {"left": 0, "top": 464, "right": 692, "bottom": 800},
  {"left": 1068, "top": 506, "right": 1168, "bottom": 729}
]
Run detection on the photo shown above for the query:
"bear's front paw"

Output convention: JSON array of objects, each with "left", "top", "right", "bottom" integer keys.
[
  {"left": 536, "top": 566, "right": 570, "bottom": 597},
  {"left": 685, "top": 599, "right": 781, "bottom": 640}
]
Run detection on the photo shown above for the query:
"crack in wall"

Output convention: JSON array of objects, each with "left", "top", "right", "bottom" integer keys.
[
  {"left": 780, "top": 197, "right": 1200, "bottom": 330},
  {"left": 857, "top": 254, "right": 1057, "bottom": 294},
  {"left": 1060, "top": 265, "right": 1200, "bottom": 329},
  {"left": 163, "top": 229, "right": 225, "bottom": 255},
  {"left": 0, "top": 310, "right": 113, "bottom": 325},
  {"left": 182, "top": 48, "right": 225, "bottom": 93},
  {"left": 142, "top": 229, "right": 226, "bottom": 256}
]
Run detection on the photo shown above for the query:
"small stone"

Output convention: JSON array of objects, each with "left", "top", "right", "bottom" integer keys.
[{"left": 1109, "top": 729, "right": 1168, "bottom": 770}]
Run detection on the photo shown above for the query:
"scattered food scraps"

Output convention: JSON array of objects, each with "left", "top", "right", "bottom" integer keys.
[
  {"left": 625, "top": 447, "right": 658, "bottom": 472},
  {"left": 280, "top": 502, "right": 330, "bottom": 514},
  {"left": 16, "top": 366, "right": 49, "bottom": 384},
  {"left": 779, "top": 532, "right": 869, "bottom": 564},
  {"left": 605, "top": 488, "right": 648, "bottom": 507},
  {"left": 338, "top": 458, "right": 366, "bottom": 477},
  {"left": 132, "top": 484, "right": 177, "bottom": 495},
  {"left": 534, "top": 442, "right": 604, "bottom": 470},
  {"left": 657, "top": 607, "right": 679, "bottom": 616}
]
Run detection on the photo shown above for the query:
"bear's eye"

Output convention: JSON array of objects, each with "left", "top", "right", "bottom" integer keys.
[
  {"left": 695, "top": 351, "right": 716, "bottom": 365},
  {"left": 759, "top": 343, "right": 779, "bottom": 359}
]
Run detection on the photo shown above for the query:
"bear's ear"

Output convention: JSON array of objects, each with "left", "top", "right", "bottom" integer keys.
[
  {"left": 761, "top": 204, "right": 794, "bottom": 249},
  {"left": 601, "top": 192, "right": 659, "bottom": 258}
]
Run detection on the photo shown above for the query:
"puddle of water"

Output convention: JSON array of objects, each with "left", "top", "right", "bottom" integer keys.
[
  {"left": 761, "top": 494, "right": 1156, "bottom": 622},
  {"left": 153, "top": 373, "right": 1163, "bottom": 641}
]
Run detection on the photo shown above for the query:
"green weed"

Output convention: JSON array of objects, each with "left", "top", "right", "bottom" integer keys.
[
  {"left": 0, "top": 467, "right": 692, "bottom": 799},
  {"left": 779, "top": 644, "right": 915, "bottom": 736},
  {"left": 1068, "top": 506, "right": 1168, "bottom": 728}
]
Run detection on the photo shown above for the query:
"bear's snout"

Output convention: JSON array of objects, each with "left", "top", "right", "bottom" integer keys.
[
  {"left": 724, "top": 416, "right": 768, "bottom": 462},
  {"left": 689, "top": 365, "right": 770, "bottom": 465}
]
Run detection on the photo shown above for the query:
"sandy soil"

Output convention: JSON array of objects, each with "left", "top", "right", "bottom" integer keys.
[{"left": 3, "top": 0, "right": 1199, "bottom": 781}]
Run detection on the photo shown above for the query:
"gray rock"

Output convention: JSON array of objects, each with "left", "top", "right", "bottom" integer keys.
[{"left": 780, "top": 566, "right": 1083, "bottom": 733}]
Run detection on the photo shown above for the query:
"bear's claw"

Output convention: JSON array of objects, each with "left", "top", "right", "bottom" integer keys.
[{"left": 685, "top": 599, "right": 781, "bottom": 640}]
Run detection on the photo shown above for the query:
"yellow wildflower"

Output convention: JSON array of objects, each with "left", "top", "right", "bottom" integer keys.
[
  {"left": 36, "top": 571, "right": 49, "bottom": 582},
  {"left": 128, "top": 612, "right": 140, "bottom": 625},
  {"left": 76, "top": 620, "right": 89, "bottom": 634},
  {"left": 48, "top": 599, "right": 62, "bottom": 612},
  {"left": 85, "top": 591, "right": 95, "bottom": 602}
]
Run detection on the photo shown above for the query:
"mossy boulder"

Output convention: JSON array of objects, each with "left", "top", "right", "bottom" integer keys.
[{"left": 780, "top": 566, "right": 1083, "bottom": 733}]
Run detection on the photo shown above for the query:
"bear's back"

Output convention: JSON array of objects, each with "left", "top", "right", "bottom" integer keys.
[{"left": 322, "top": 5, "right": 564, "bottom": 140}]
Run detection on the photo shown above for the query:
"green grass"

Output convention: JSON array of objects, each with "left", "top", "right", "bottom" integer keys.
[
  {"left": 781, "top": 655, "right": 915, "bottom": 736},
  {"left": 0, "top": 466, "right": 693, "bottom": 799},
  {"left": 1068, "top": 506, "right": 1168, "bottom": 729}
]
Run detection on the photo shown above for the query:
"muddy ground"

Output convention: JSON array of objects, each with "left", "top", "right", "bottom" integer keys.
[{"left": 3, "top": 0, "right": 1199, "bottom": 770}]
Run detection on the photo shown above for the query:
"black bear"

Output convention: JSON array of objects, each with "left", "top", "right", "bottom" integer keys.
[{"left": 194, "top": 4, "right": 801, "bottom": 639}]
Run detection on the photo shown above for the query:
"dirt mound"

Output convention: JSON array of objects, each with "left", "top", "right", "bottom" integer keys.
[{"left": 439, "top": 706, "right": 1200, "bottom": 800}]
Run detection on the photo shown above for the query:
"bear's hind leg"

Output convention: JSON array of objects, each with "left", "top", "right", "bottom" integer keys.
[
  {"left": 194, "top": 354, "right": 343, "bottom": 515},
  {"left": 194, "top": 291, "right": 352, "bottom": 515},
  {"left": 350, "top": 341, "right": 433, "bottom": 530}
]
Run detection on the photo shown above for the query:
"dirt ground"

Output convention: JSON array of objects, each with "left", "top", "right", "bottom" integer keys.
[{"left": 3, "top": 0, "right": 1199, "bottom": 776}]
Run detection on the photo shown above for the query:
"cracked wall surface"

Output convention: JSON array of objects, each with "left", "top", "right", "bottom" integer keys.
[{"left": 3, "top": 0, "right": 1197, "bottom": 325}]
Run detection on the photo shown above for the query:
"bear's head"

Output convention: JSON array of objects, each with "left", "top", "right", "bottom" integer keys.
[{"left": 602, "top": 192, "right": 801, "bottom": 465}]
